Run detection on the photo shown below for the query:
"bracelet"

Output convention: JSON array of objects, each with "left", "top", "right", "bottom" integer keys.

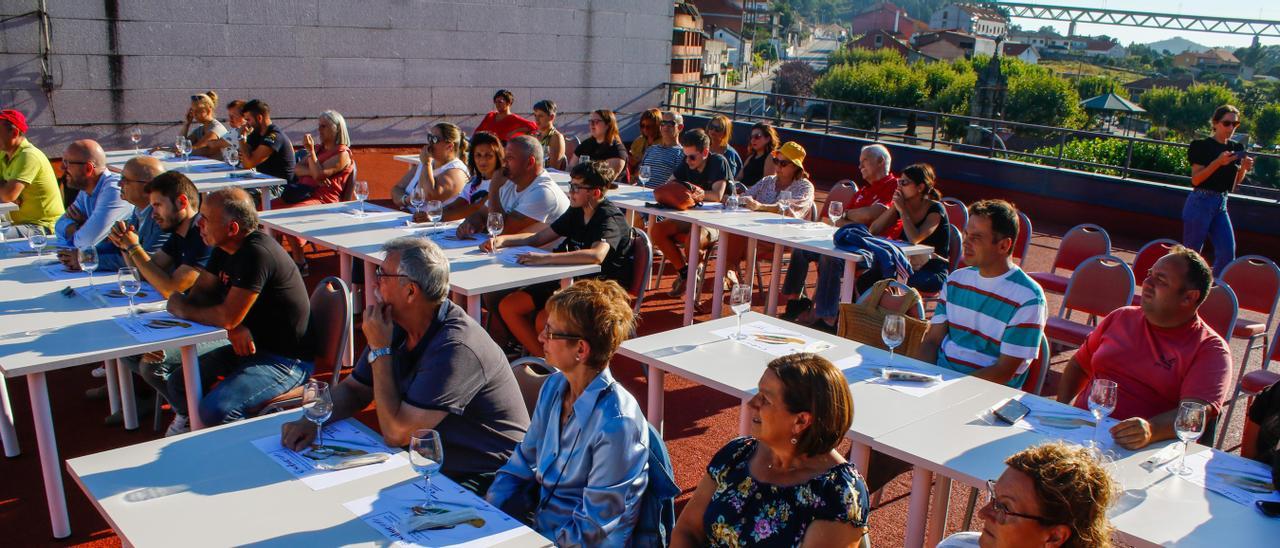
[{"left": 127, "top": 244, "right": 143, "bottom": 254}]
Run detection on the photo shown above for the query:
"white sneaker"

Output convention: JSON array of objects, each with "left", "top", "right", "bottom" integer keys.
[
  {"left": 164, "top": 414, "right": 190, "bottom": 437},
  {"left": 91, "top": 366, "right": 106, "bottom": 378}
]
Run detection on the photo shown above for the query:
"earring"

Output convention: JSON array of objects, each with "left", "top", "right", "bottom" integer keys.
[{"left": 790, "top": 437, "right": 797, "bottom": 445}]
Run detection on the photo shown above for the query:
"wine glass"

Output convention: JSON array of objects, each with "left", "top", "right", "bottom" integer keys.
[
  {"left": 118, "top": 267, "right": 142, "bottom": 317},
  {"left": 302, "top": 380, "right": 334, "bottom": 451},
  {"left": 225, "top": 145, "right": 240, "bottom": 167},
  {"left": 129, "top": 127, "right": 142, "bottom": 155},
  {"left": 789, "top": 198, "right": 807, "bottom": 221},
  {"left": 1088, "top": 379, "right": 1118, "bottom": 449},
  {"left": 486, "top": 212, "right": 504, "bottom": 255},
  {"left": 29, "top": 231, "right": 48, "bottom": 263},
  {"left": 729, "top": 282, "right": 752, "bottom": 339},
  {"left": 882, "top": 314, "right": 905, "bottom": 365},
  {"left": 1171, "top": 401, "right": 1207, "bottom": 476},
  {"left": 79, "top": 246, "right": 99, "bottom": 289},
  {"left": 177, "top": 137, "right": 192, "bottom": 170},
  {"left": 353, "top": 180, "right": 370, "bottom": 217},
  {"left": 638, "top": 165, "right": 651, "bottom": 187},
  {"left": 409, "top": 187, "right": 426, "bottom": 216},
  {"left": 426, "top": 200, "right": 443, "bottom": 228},
  {"left": 777, "top": 190, "right": 793, "bottom": 219},
  {"left": 408, "top": 429, "right": 444, "bottom": 513},
  {"left": 723, "top": 192, "right": 739, "bottom": 212},
  {"left": 828, "top": 201, "right": 844, "bottom": 225}
]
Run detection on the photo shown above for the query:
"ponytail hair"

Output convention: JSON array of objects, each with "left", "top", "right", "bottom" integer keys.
[
  {"left": 902, "top": 163, "right": 940, "bottom": 200},
  {"left": 435, "top": 122, "right": 468, "bottom": 160},
  {"left": 192, "top": 90, "right": 218, "bottom": 111}
]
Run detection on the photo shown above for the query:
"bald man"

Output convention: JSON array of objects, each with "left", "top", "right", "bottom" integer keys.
[
  {"left": 54, "top": 139, "right": 132, "bottom": 248},
  {"left": 59, "top": 156, "right": 170, "bottom": 272}
]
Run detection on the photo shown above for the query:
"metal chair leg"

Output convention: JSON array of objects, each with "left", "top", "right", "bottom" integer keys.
[{"left": 962, "top": 486, "right": 980, "bottom": 530}]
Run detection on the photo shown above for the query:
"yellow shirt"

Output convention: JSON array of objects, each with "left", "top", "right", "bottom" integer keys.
[{"left": 1, "top": 138, "right": 64, "bottom": 230}]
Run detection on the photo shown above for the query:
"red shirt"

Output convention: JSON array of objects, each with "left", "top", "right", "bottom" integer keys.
[
  {"left": 474, "top": 112, "right": 538, "bottom": 141},
  {"left": 1072, "top": 306, "right": 1233, "bottom": 420},
  {"left": 845, "top": 173, "right": 901, "bottom": 238}
]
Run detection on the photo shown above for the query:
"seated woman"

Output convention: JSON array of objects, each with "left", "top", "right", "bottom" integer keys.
[
  {"left": 722, "top": 141, "right": 815, "bottom": 288},
  {"left": 738, "top": 122, "right": 779, "bottom": 187},
  {"left": 706, "top": 114, "right": 742, "bottom": 180},
  {"left": 628, "top": 108, "right": 663, "bottom": 177},
  {"left": 867, "top": 163, "right": 950, "bottom": 294},
  {"left": 158, "top": 91, "right": 227, "bottom": 158},
  {"left": 937, "top": 442, "right": 1116, "bottom": 548},
  {"left": 425, "top": 130, "right": 502, "bottom": 223},
  {"left": 475, "top": 89, "right": 538, "bottom": 141},
  {"left": 671, "top": 352, "right": 869, "bottom": 548},
  {"left": 486, "top": 279, "right": 649, "bottom": 547},
  {"left": 487, "top": 161, "right": 633, "bottom": 357},
  {"left": 571, "top": 109, "right": 628, "bottom": 182},
  {"left": 533, "top": 100, "right": 566, "bottom": 170},
  {"left": 390, "top": 122, "right": 470, "bottom": 211},
  {"left": 271, "top": 110, "right": 354, "bottom": 270}
]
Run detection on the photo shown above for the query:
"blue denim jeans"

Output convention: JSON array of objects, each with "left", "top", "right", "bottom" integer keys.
[
  {"left": 165, "top": 340, "right": 312, "bottom": 426},
  {"left": 122, "top": 340, "right": 228, "bottom": 399},
  {"left": 1182, "top": 189, "right": 1235, "bottom": 276},
  {"left": 781, "top": 249, "right": 846, "bottom": 319}
]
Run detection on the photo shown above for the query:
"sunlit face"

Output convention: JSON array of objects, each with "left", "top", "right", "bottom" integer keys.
[
  {"left": 0, "top": 120, "right": 17, "bottom": 148},
  {"left": 858, "top": 149, "right": 884, "bottom": 182},
  {"left": 504, "top": 140, "right": 532, "bottom": 179},
  {"left": 1141, "top": 254, "right": 1198, "bottom": 318},
  {"left": 191, "top": 101, "right": 214, "bottom": 123},
  {"left": 682, "top": 146, "right": 706, "bottom": 170},
  {"left": 1215, "top": 112, "right": 1239, "bottom": 138},
  {"left": 493, "top": 95, "right": 511, "bottom": 113},
  {"left": 118, "top": 168, "right": 150, "bottom": 207},
  {"left": 977, "top": 469, "right": 1068, "bottom": 548},
  {"left": 660, "top": 115, "right": 679, "bottom": 139},
  {"left": 227, "top": 106, "right": 244, "bottom": 128},
  {"left": 472, "top": 143, "right": 499, "bottom": 177},
  {"left": 538, "top": 310, "right": 586, "bottom": 371},
  {"left": 898, "top": 174, "right": 923, "bottom": 199},
  {"left": 244, "top": 112, "right": 266, "bottom": 132},
  {"left": 317, "top": 117, "right": 337, "bottom": 144},
  {"left": 533, "top": 109, "right": 553, "bottom": 130},
  {"left": 150, "top": 191, "right": 188, "bottom": 232},
  {"left": 588, "top": 113, "right": 607, "bottom": 140},
  {"left": 746, "top": 368, "right": 803, "bottom": 447},
  {"left": 962, "top": 215, "right": 1010, "bottom": 268},
  {"left": 61, "top": 150, "right": 93, "bottom": 190},
  {"left": 706, "top": 121, "right": 727, "bottom": 145},
  {"left": 567, "top": 176, "right": 601, "bottom": 208},
  {"left": 749, "top": 130, "right": 768, "bottom": 153}
]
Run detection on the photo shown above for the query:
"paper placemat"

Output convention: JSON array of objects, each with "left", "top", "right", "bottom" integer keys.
[
  {"left": 831, "top": 355, "right": 959, "bottom": 397},
  {"left": 80, "top": 282, "right": 164, "bottom": 308},
  {"left": 344, "top": 478, "right": 527, "bottom": 547},
  {"left": 496, "top": 246, "right": 550, "bottom": 266},
  {"left": 1173, "top": 450, "right": 1280, "bottom": 508},
  {"left": 340, "top": 208, "right": 401, "bottom": 221},
  {"left": 710, "top": 321, "right": 834, "bottom": 357},
  {"left": 249, "top": 419, "right": 410, "bottom": 491},
  {"left": 39, "top": 262, "right": 91, "bottom": 281},
  {"left": 1005, "top": 395, "right": 1120, "bottom": 448},
  {"left": 111, "top": 310, "right": 216, "bottom": 344}
]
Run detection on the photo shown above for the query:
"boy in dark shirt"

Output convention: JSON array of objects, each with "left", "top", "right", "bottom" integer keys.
[{"left": 651, "top": 129, "right": 730, "bottom": 297}]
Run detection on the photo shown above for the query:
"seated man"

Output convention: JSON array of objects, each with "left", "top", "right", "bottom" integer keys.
[
  {"left": 920, "top": 199, "right": 1046, "bottom": 388},
  {"left": 651, "top": 129, "right": 729, "bottom": 297},
  {"left": 0, "top": 109, "right": 64, "bottom": 238},
  {"left": 488, "top": 161, "right": 634, "bottom": 357},
  {"left": 282, "top": 236, "right": 530, "bottom": 495},
  {"left": 165, "top": 188, "right": 311, "bottom": 434},
  {"left": 58, "top": 156, "right": 169, "bottom": 273},
  {"left": 236, "top": 99, "right": 296, "bottom": 184},
  {"left": 1056, "top": 246, "right": 1232, "bottom": 450},
  {"left": 779, "top": 143, "right": 902, "bottom": 331},
  {"left": 457, "top": 135, "right": 568, "bottom": 238},
  {"left": 55, "top": 139, "right": 132, "bottom": 248},
  {"left": 637, "top": 110, "right": 684, "bottom": 188}
]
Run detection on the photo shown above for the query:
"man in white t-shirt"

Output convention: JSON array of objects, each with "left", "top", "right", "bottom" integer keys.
[{"left": 458, "top": 135, "right": 567, "bottom": 238}]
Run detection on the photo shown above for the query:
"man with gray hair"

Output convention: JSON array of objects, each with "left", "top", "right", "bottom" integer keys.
[
  {"left": 281, "top": 236, "right": 530, "bottom": 495},
  {"left": 457, "top": 134, "right": 568, "bottom": 238},
  {"left": 58, "top": 156, "right": 170, "bottom": 273},
  {"left": 164, "top": 187, "right": 312, "bottom": 435},
  {"left": 55, "top": 139, "right": 132, "bottom": 248}
]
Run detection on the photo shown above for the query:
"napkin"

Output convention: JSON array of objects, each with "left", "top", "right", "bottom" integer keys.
[
  {"left": 314, "top": 452, "right": 392, "bottom": 471},
  {"left": 1141, "top": 444, "right": 1183, "bottom": 472},
  {"left": 398, "top": 507, "right": 485, "bottom": 532}
]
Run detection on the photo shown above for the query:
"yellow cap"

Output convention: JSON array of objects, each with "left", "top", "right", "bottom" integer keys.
[{"left": 772, "top": 141, "right": 806, "bottom": 171}]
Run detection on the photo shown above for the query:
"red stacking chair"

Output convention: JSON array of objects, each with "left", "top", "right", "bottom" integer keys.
[
  {"left": 1199, "top": 283, "right": 1239, "bottom": 341},
  {"left": 1012, "top": 211, "right": 1032, "bottom": 267},
  {"left": 629, "top": 229, "right": 654, "bottom": 314},
  {"left": 1218, "top": 328, "right": 1280, "bottom": 448},
  {"left": 1219, "top": 255, "right": 1280, "bottom": 374},
  {"left": 1130, "top": 238, "right": 1180, "bottom": 305},
  {"left": 1044, "top": 255, "right": 1134, "bottom": 349},
  {"left": 1028, "top": 223, "right": 1111, "bottom": 294}
]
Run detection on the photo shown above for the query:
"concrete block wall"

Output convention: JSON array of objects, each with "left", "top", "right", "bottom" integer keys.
[{"left": 0, "top": 0, "right": 673, "bottom": 151}]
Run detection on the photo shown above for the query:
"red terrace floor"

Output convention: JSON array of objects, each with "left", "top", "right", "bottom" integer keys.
[{"left": 0, "top": 146, "right": 1266, "bottom": 547}]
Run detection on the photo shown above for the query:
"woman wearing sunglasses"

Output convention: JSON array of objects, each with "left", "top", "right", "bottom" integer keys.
[
  {"left": 721, "top": 141, "right": 814, "bottom": 289},
  {"left": 390, "top": 122, "right": 470, "bottom": 210},
  {"left": 937, "top": 442, "right": 1116, "bottom": 548},
  {"left": 738, "top": 122, "right": 779, "bottom": 187},
  {"left": 1185, "top": 104, "right": 1253, "bottom": 275},
  {"left": 706, "top": 114, "right": 743, "bottom": 180}
]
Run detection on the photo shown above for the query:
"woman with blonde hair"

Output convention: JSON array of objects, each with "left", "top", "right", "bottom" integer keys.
[
  {"left": 391, "top": 122, "right": 470, "bottom": 209},
  {"left": 705, "top": 114, "right": 742, "bottom": 181},
  {"left": 166, "top": 91, "right": 226, "bottom": 157}
]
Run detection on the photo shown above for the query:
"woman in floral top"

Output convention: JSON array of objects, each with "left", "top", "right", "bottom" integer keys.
[{"left": 671, "top": 353, "right": 870, "bottom": 547}]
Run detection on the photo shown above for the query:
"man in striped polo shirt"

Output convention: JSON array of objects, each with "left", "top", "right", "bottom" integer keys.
[{"left": 920, "top": 199, "right": 1046, "bottom": 387}]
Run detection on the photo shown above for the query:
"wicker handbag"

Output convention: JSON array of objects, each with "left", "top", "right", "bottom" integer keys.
[{"left": 836, "top": 279, "right": 929, "bottom": 358}]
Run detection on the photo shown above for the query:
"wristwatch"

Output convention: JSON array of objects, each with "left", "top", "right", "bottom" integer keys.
[{"left": 367, "top": 346, "right": 393, "bottom": 363}]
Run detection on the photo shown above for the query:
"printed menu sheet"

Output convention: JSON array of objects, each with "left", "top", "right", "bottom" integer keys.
[
  {"left": 832, "top": 354, "right": 960, "bottom": 397},
  {"left": 1173, "top": 450, "right": 1280, "bottom": 509},
  {"left": 344, "top": 478, "right": 529, "bottom": 547},
  {"left": 112, "top": 310, "right": 218, "bottom": 344},
  {"left": 710, "top": 321, "right": 834, "bottom": 357},
  {"left": 249, "top": 419, "right": 409, "bottom": 491},
  {"left": 1003, "top": 395, "right": 1120, "bottom": 448}
]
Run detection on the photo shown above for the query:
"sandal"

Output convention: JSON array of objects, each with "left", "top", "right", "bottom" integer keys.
[{"left": 781, "top": 296, "right": 813, "bottom": 322}]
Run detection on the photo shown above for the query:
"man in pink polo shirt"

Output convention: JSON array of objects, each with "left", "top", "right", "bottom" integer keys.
[{"left": 1056, "top": 246, "right": 1232, "bottom": 450}]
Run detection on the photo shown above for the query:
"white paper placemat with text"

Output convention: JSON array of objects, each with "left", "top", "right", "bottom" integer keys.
[
  {"left": 710, "top": 321, "right": 834, "bottom": 357},
  {"left": 249, "top": 419, "right": 410, "bottom": 490},
  {"left": 344, "top": 478, "right": 528, "bottom": 547}
]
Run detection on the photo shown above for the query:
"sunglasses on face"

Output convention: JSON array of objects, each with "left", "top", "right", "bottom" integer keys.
[
  {"left": 660, "top": 120, "right": 677, "bottom": 127},
  {"left": 1219, "top": 120, "right": 1240, "bottom": 127},
  {"left": 770, "top": 157, "right": 792, "bottom": 167},
  {"left": 708, "top": 124, "right": 725, "bottom": 132},
  {"left": 424, "top": 134, "right": 441, "bottom": 145},
  {"left": 750, "top": 133, "right": 765, "bottom": 140}
]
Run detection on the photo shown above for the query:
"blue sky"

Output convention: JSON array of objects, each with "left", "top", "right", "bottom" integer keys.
[{"left": 1003, "top": 1, "right": 1280, "bottom": 49}]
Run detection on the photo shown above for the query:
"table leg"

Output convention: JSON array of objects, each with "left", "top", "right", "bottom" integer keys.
[
  {"left": 848, "top": 441, "right": 870, "bottom": 478},
  {"left": 29, "top": 372, "right": 70, "bottom": 538},
  {"left": 647, "top": 367, "right": 665, "bottom": 435},
  {"left": 260, "top": 192, "right": 273, "bottom": 236},
  {"left": 766, "top": 247, "right": 784, "bottom": 316},
  {"left": 117, "top": 359, "right": 138, "bottom": 431},
  {"left": 840, "top": 259, "right": 858, "bottom": 304},
  {"left": 104, "top": 360, "right": 121, "bottom": 417},
  {"left": 745, "top": 239, "right": 758, "bottom": 290},
  {"left": 927, "top": 476, "right": 952, "bottom": 547},
  {"left": 0, "top": 375, "right": 19, "bottom": 457},
  {"left": 467, "top": 295, "right": 482, "bottom": 322},
  {"left": 905, "top": 468, "right": 934, "bottom": 548},
  {"left": 682, "top": 223, "right": 702, "bottom": 326},
  {"left": 181, "top": 345, "right": 205, "bottom": 431},
  {"left": 738, "top": 399, "right": 751, "bottom": 435},
  {"left": 711, "top": 232, "right": 728, "bottom": 319}
]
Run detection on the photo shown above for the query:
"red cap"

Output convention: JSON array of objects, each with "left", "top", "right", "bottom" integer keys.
[{"left": 0, "top": 110, "right": 28, "bottom": 134}]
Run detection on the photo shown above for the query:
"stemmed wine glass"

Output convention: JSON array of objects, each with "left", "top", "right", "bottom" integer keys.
[
  {"left": 29, "top": 231, "right": 48, "bottom": 263},
  {"left": 1171, "top": 401, "right": 1207, "bottom": 476},
  {"left": 176, "top": 136, "right": 192, "bottom": 170},
  {"left": 408, "top": 429, "right": 444, "bottom": 513},
  {"left": 302, "top": 380, "right": 334, "bottom": 452},
  {"left": 79, "top": 246, "right": 99, "bottom": 289},
  {"left": 777, "top": 190, "right": 793, "bottom": 219},
  {"left": 486, "top": 212, "right": 504, "bottom": 256},
  {"left": 117, "top": 267, "right": 142, "bottom": 317},
  {"left": 828, "top": 201, "right": 844, "bottom": 225},
  {"left": 353, "top": 181, "right": 370, "bottom": 217},
  {"left": 728, "top": 282, "right": 752, "bottom": 339},
  {"left": 882, "top": 314, "right": 905, "bottom": 365},
  {"left": 225, "top": 145, "right": 240, "bottom": 168},
  {"left": 409, "top": 187, "right": 426, "bottom": 217},
  {"left": 638, "top": 165, "right": 651, "bottom": 187},
  {"left": 1088, "top": 379, "right": 1118, "bottom": 449},
  {"left": 426, "top": 200, "right": 443, "bottom": 228},
  {"left": 129, "top": 127, "right": 142, "bottom": 155},
  {"left": 789, "top": 197, "right": 806, "bottom": 221}
]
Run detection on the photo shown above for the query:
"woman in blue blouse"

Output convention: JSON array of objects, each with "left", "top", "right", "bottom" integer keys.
[
  {"left": 486, "top": 279, "right": 649, "bottom": 547},
  {"left": 671, "top": 353, "right": 870, "bottom": 547}
]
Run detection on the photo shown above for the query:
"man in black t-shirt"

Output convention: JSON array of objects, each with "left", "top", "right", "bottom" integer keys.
[
  {"left": 237, "top": 99, "right": 296, "bottom": 184},
  {"left": 652, "top": 129, "right": 730, "bottom": 296},
  {"left": 1184, "top": 105, "right": 1255, "bottom": 275},
  {"left": 485, "top": 161, "right": 635, "bottom": 356},
  {"left": 163, "top": 188, "right": 311, "bottom": 435}
]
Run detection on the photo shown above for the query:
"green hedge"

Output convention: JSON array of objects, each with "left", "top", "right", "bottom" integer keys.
[{"left": 1028, "top": 138, "right": 1190, "bottom": 185}]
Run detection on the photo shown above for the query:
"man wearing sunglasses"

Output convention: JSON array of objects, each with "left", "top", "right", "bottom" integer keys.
[
  {"left": 652, "top": 128, "right": 730, "bottom": 297},
  {"left": 1185, "top": 104, "right": 1253, "bottom": 276}
]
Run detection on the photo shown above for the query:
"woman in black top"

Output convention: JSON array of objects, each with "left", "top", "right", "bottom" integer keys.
[
  {"left": 737, "top": 122, "right": 779, "bottom": 187},
  {"left": 1185, "top": 104, "right": 1254, "bottom": 275},
  {"left": 869, "top": 163, "right": 950, "bottom": 293},
  {"left": 572, "top": 109, "right": 629, "bottom": 182},
  {"left": 487, "top": 161, "right": 634, "bottom": 357}
]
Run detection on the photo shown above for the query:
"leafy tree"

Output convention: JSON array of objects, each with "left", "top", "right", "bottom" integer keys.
[
  {"left": 1253, "top": 103, "right": 1280, "bottom": 147},
  {"left": 1169, "top": 83, "right": 1239, "bottom": 139},
  {"left": 772, "top": 60, "right": 818, "bottom": 116},
  {"left": 1138, "top": 87, "right": 1181, "bottom": 129},
  {"left": 1029, "top": 138, "right": 1190, "bottom": 185},
  {"left": 1075, "top": 75, "right": 1127, "bottom": 100},
  {"left": 828, "top": 47, "right": 905, "bottom": 67},
  {"left": 1005, "top": 70, "right": 1087, "bottom": 129}
]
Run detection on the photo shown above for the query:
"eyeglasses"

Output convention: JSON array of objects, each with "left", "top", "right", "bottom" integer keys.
[
  {"left": 985, "top": 480, "right": 1054, "bottom": 525},
  {"left": 708, "top": 124, "right": 725, "bottom": 132},
  {"left": 542, "top": 324, "right": 583, "bottom": 341},
  {"left": 569, "top": 184, "right": 596, "bottom": 193},
  {"left": 750, "top": 133, "right": 765, "bottom": 140},
  {"left": 374, "top": 266, "right": 409, "bottom": 280},
  {"left": 660, "top": 120, "right": 677, "bottom": 127},
  {"left": 685, "top": 154, "right": 702, "bottom": 163},
  {"left": 1219, "top": 120, "right": 1240, "bottom": 127},
  {"left": 588, "top": 118, "right": 604, "bottom": 125}
]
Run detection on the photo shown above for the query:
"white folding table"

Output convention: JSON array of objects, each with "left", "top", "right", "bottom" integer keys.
[{"left": 103, "top": 150, "right": 282, "bottom": 211}]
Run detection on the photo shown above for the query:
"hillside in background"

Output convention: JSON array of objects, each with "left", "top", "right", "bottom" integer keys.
[{"left": 1139, "top": 36, "right": 1208, "bottom": 54}]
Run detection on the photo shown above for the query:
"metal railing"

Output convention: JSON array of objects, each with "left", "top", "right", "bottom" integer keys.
[{"left": 661, "top": 82, "right": 1280, "bottom": 200}]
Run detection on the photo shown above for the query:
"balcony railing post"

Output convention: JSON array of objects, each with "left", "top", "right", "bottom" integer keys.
[
  {"left": 931, "top": 113, "right": 939, "bottom": 150},
  {"left": 665, "top": 83, "right": 674, "bottom": 110},
  {"left": 824, "top": 100, "right": 832, "bottom": 135},
  {"left": 874, "top": 108, "right": 882, "bottom": 141},
  {"left": 732, "top": 90, "right": 739, "bottom": 121},
  {"left": 1056, "top": 133, "right": 1066, "bottom": 169},
  {"left": 988, "top": 121, "right": 996, "bottom": 158},
  {"left": 691, "top": 82, "right": 699, "bottom": 115},
  {"left": 1123, "top": 139, "right": 1134, "bottom": 180}
]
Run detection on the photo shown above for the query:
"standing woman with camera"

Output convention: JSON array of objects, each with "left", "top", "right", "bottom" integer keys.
[{"left": 1185, "top": 105, "right": 1254, "bottom": 275}]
